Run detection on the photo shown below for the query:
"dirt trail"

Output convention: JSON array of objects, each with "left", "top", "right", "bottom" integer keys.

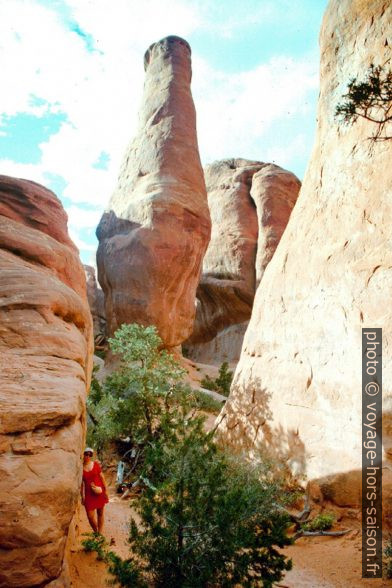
[
  {"left": 67, "top": 492, "right": 136, "bottom": 588},
  {"left": 67, "top": 492, "right": 390, "bottom": 587}
]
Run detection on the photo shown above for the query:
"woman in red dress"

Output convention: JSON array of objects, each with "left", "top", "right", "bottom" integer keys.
[{"left": 81, "top": 447, "right": 109, "bottom": 533}]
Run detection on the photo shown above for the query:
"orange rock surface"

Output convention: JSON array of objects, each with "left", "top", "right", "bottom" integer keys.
[
  {"left": 0, "top": 176, "right": 93, "bottom": 586},
  {"left": 97, "top": 36, "right": 211, "bottom": 348}
]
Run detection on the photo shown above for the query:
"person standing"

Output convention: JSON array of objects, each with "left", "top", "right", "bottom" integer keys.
[{"left": 81, "top": 447, "right": 109, "bottom": 534}]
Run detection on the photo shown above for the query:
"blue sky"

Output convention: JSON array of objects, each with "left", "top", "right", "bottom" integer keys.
[{"left": 0, "top": 0, "right": 328, "bottom": 263}]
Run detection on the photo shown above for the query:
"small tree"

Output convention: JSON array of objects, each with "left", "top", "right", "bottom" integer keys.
[
  {"left": 200, "top": 361, "right": 233, "bottom": 397},
  {"left": 129, "top": 415, "right": 293, "bottom": 587},
  {"left": 87, "top": 323, "right": 187, "bottom": 451},
  {"left": 335, "top": 63, "right": 392, "bottom": 141},
  {"left": 85, "top": 324, "right": 294, "bottom": 586}
]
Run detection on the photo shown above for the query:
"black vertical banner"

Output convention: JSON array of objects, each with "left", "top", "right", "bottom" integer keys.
[{"left": 362, "top": 328, "right": 382, "bottom": 578}]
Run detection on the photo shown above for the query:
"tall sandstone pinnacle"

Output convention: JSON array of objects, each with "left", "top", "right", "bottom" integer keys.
[
  {"left": 0, "top": 176, "right": 93, "bottom": 587},
  {"left": 97, "top": 36, "right": 211, "bottom": 348},
  {"left": 185, "top": 159, "right": 300, "bottom": 362},
  {"left": 218, "top": 0, "right": 392, "bottom": 514}
]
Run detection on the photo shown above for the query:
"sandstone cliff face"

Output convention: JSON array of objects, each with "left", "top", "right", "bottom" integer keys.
[
  {"left": 0, "top": 176, "right": 93, "bottom": 587},
  {"left": 97, "top": 36, "right": 210, "bottom": 348},
  {"left": 187, "top": 159, "right": 300, "bottom": 348},
  {"left": 84, "top": 265, "right": 106, "bottom": 344},
  {"left": 185, "top": 322, "right": 249, "bottom": 365},
  {"left": 218, "top": 0, "right": 392, "bottom": 510}
]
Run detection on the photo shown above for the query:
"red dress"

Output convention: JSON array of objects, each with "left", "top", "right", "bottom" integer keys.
[{"left": 83, "top": 461, "right": 109, "bottom": 511}]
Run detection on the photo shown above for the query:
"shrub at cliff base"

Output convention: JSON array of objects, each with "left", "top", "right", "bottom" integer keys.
[
  {"left": 200, "top": 360, "right": 233, "bottom": 397},
  {"left": 84, "top": 324, "right": 293, "bottom": 587}
]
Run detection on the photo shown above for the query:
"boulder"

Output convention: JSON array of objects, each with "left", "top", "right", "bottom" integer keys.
[
  {"left": 187, "top": 158, "right": 300, "bottom": 350},
  {"left": 0, "top": 176, "right": 93, "bottom": 586},
  {"left": 97, "top": 36, "right": 210, "bottom": 347},
  {"left": 217, "top": 0, "right": 392, "bottom": 514}
]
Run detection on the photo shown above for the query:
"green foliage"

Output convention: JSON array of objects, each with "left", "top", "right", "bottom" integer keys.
[
  {"left": 384, "top": 536, "right": 392, "bottom": 579},
  {"left": 200, "top": 361, "right": 233, "bottom": 397},
  {"left": 335, "top": 63, "right": 392, "bottom": 141},
  {"left": 105, "top": 551, "right": 146, "bottom": 587},
  {"left": 81, "top": 532, "right": 108, "bottom": 561},
  {"left": 87, "top": 323, "right": 187, "bottom": 451},
  {"left": 82, "top": 533, "right": 144, "bottom": 587},
  {"left": 125, "top": 409, "right": 293, "bottom": 587},
  {"left": 86, "top": 324, "right": 293, "bottom": 586},
  {"left": 191, "top": 389, "right": 224, "bottom": 413},
  {"left": 89, "top": 365, "right": 104, "bottom": 404},
  {"left": 301, "top": 512, "right": 335, "bottom": 532},
  {"left": 94, "top": 348, "right": 106, "bottom": 360}
]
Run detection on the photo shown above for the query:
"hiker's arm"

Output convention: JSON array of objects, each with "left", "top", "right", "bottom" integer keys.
[
  {"left": 100, "top": 471, "right": 108, "bottom": 494},
  {"left": 80, "top": 481, "right": 85, "bottom": 504}
]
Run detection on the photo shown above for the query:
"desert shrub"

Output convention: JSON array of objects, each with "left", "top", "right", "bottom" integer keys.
[
  {"left": 128, "top": 412, "right": 293, "bottom": 587},
  {"left": 81, "top": 532, "right": 108, "bottom": 561},
  {"left": 335, "top": 64, "right": 392, "bottom": 141},
  {"left": 301, "top": 512, "right": 335, "bottom": 532},
  {"left": 191, "top": 389, "right": 224, "bottom": 413},
  {"left": 84, "top": 428, "right": 293, "bottom": 587},
  {"left": 87, "top": 323, "right": 187, "bottom": 452},
  {"left": 82, "top": 533, "right": 144, "bottom": 586},
  {"left": 85, "top": 324, "right": 293, "bottom": 587},
  {"left": 200, "top": 361, "right": 233, "bottom": 397}
]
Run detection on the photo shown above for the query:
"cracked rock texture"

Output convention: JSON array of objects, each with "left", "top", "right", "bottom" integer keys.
[
  {"left": 97, "top": 36, "right": 210, "bottom": 348},
  {"left": 84, "top": 265, "right": 106, "bottom": 343},
  {"left": 217, "top": 0, "right": 392, "bottom": 514},
  {"left": 0, "top": 176, "right": 93, "bottom": 587},
  {"left": 185, "top": 159, "right": 300, "bottom": 361}
]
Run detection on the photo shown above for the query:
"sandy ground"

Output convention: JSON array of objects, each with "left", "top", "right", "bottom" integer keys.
[
  {"left": 67, "top": 493, "right": 133, "bottom": 588},
  {"left": 67, "top": 490, "right": 391, "bottom": 587}
]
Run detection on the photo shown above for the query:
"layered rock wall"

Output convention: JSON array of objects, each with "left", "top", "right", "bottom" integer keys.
[
  {"left": 97, "top": 36, "right": 210, "bottom": 348},
  {"left": 218, "top": 0, "right": 392, "bottom": 511},
  {"left": 0, "top": 176, "right": 93, "bottom": 586}
]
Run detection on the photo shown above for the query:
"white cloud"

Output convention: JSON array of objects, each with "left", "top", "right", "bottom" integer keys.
[
  {"left": 66, "top": 204, "right": 102, "bottom": 231},
  {"left": 193, "top": 53, "right": 319, "bottom": 164},
  {"left": 69, "top": 228, "right": 97, "bottom": 253},
  {"left": 0, "top": 0, "right": 320, "bottom": 241},
  {"left": 265, "top": 133, "right": 308, "bottom": 168},
  {"left": 0, "top": 158, "right": 47, "bottom": 185}
]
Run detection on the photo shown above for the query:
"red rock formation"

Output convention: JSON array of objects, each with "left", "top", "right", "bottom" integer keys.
[
  {"left": 0, "top": 176, "right": 93, "bottom": 587},
  {"left": 218, "top": 0, "right": 392, "bottom": 512},
  {"left": 186, "top": 159, "right": 300, "bottom": 354},
  {"left": 97, "top": 36, "right": 210, "bottom": 348},
  {"left": 84, "top": 264, "right": 106, "bottom": 344}
]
